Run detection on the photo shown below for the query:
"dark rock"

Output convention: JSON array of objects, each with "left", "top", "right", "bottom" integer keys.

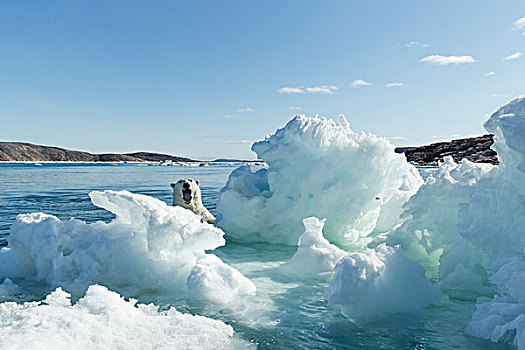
[{"left": 395, "top": 134, "right": 499, "bottom": 165}]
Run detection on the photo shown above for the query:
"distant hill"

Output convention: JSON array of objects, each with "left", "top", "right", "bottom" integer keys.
[
  {"left": 0, "top": 142, "right": 197, "bottom": 162},
  {"left": 395, "top": 134, "right": 498, "bottom": 165}
]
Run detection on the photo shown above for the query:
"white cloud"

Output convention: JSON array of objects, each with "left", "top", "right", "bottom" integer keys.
[
  {"left": 403, "top": 41, "right": 431, "bottom": 48},
  {"left": 420, "top": 55, "right": 477, "bottom": 65},
  {"left": 484, "top": 71, "right": 495, "bottom": 76},
  {"left": 305, "top": 85, "right": 338, "bottom": 94},
  {"left": 405, "top": 41, "right": 420, "bottom": 48},
  {"left": 223, "top": 114, "right": 236, "bottom": 119},
  {"left": 351, "top": 79, "right": 373, "bottom": 87},
  {"left": 279, "top": 85, "right": 337, "bottom": 94},
  {"left": 288, "top": 106, "right": 303, "bottom": 110},
  {"left": 278, "top": 87, "right": 305, "bottom": 94},
  {"left": 385, "top": 82, "right": 404, "bottom": 88},
  {"left": 236, "top": 107, "right": 254, "bottom": 113},
  {"left": 223, "top": 140, "right": 253, "bottom": 144},
  {"left": 502, "top": 52, "right": 522, "bottom": 61},
  {"left": 512, "top": 17, "right": 525, "bottom": 30},
  {"left": 490, "top": 93, "right": 508, "bottom": 98}
]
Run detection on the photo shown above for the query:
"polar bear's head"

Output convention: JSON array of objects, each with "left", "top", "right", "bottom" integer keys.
[{"left": 171, "top": 178, "right": 202, "bottom": 209}]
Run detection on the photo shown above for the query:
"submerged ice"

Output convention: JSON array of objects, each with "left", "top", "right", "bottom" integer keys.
[
  {"left": 0, "top": 190, "right": 255, "bottom": 301},
  {"left": 216, "top": 115, "right": 422, "bottom": 248}
]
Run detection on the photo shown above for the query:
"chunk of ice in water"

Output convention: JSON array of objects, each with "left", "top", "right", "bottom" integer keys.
[{"left": 0, "top": 285, "right": 252, "bottom": 349}]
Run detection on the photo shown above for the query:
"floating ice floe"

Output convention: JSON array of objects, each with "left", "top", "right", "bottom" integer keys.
[
  {"left": 326, "top": 244, "right": 441, "bottom": 321},
  {"left": 187, "top": 254, "right": 256, "bottom": 304},
  {"left": 216, "top": 115, "right": 422, "bottom": 248},
  {"left": 0, "top": 285, "right": 252, "bottom": 350},
  {"left": 0, "top": 190, "right": 255, "bottom": 302}
]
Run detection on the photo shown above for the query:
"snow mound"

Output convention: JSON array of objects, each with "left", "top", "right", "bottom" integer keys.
[
  {"left": 216, "top": 115, "right": 422, "bottom": 248},
  {"left": 0, "top": 285, "right": 252, "bottom": 350},
  {"left": 326, "top": 244, "right": 440, "bottom": 321},
  {"left": 283, "top": 217, "right": 346, "bottom": 275},
  {"left": 0, "top": 190, "right": 254, "bottom": 301}
]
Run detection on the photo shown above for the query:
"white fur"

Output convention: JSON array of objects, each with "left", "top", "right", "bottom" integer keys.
[{"left": 171, "top": 178, "right": 216, "bottom": 224}]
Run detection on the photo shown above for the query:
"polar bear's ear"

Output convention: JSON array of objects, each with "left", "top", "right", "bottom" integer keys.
[
  {"left": 170, "top": 183, "right": 175, "bottom": 188},
  {"left": 195, "top": 180, "right": 200, "bottom": 186}
]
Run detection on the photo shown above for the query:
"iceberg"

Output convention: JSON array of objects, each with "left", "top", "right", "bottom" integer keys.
[
  {"left": 0, "top": 285, "right": 252, "bottom": 349},
  {"left": 216, "top": 115, "right": 422, "bottom": 248},
  {"left": 0, "top": 190, "right": 255, "bottom": 302}
]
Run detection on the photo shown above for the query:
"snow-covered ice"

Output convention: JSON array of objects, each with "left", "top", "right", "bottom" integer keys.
[
  {"left": 187, "top": 253, "right": 256, "bottom": 304},
  {"left": 0, "top": 190, "right": 254, "bottom": 301},
  {"left": 0, "top": 284, "right": 252, "bottom": 350}
]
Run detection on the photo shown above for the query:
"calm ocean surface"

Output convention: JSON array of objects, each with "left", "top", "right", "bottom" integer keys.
[{"left": 0, "top": 163, "right": 511, "bottom": 349}]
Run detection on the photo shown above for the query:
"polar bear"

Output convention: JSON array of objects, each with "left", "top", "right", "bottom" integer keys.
[{"left": 171, "top": 178, "right": 216, "bottom": 224}]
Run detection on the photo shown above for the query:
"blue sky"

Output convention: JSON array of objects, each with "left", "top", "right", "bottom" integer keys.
[{"left": 0, "top": 1, "right": 523, "bottom": 160}]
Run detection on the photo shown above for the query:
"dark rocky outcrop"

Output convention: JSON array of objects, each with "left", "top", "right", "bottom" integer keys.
[
  {"left": 395, "top": 134, "right": 499, "bottom": 165},
  {"left": 0, "top": 142, "right": 197, "bottom": 162}
]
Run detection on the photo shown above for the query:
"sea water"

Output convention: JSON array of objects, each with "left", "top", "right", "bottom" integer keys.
[{"left": 0, "top": 163, "right": 511, "bottom": 349}]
